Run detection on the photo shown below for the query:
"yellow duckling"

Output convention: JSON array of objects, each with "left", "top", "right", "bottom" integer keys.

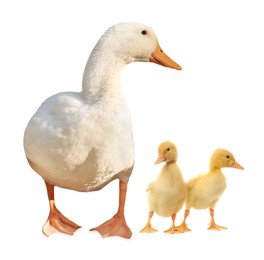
[
  {"left": 178, "top": 148, "right": 244, "bottom": 232},
  {"left": 140, "top": 141, "right": 187, "bottom": 234}
]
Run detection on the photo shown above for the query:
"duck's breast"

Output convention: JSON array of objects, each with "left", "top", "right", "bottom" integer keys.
[{"left": 24, "top": 92, "right": 135, "bottom": 191}]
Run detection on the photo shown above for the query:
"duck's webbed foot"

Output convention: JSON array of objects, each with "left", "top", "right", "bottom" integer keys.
[
  {"left": 42, "top": 207, "right": 81, "bottom": 236},
  {"left": 90, "top": 181, "right": 132, "bottom": 239},
  {"left": 90, "top": 214, "right": 132, "bottom": 238}
]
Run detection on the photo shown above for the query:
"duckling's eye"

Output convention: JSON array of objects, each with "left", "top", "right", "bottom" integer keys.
[
  {"left": 166, "top": 148, "right": 170, "bottom": 152},
  {"left": 141, "top": 30, "right": 148, "bottom": 35},
  {"left": 225, "top": 155, "right": 231, "bottom": 160}
]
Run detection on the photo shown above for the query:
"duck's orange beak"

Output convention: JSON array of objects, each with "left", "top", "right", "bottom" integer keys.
[
  {"left": 154, "top": 154, "right": 166, "bottom": 165},
  {"left": 231, "top": 161, "right": 244, "bottom": 170},
  {"left": 150, "top": 43, "right": 182, "bottom": 70}
]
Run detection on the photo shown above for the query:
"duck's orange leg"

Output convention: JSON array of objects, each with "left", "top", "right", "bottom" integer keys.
[
  {"left": 42, "top": 181, "right": 81, "bottom": 236},
  {"left": 208, "top": 208, "right": 227, "bottom": 230},
  {"left": 176, "top": 209, "right": 192, "bottom": 232},
  {"left": 140, "top": 211, "right": 157, "bottom": 233},
  {"left": 90, "top": 181, "right": 132, "bottom": 239}
]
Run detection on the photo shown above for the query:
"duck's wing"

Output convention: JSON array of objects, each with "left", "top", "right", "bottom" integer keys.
[{"left": 24, "top": 92, "right": 96, "bottom": 168}]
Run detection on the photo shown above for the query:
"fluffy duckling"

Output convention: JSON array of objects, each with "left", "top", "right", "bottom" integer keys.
[
  {"left": 178, "top": 148, "right": 244, "bottom": 232},
  {"left": 140, "top": 141, "right": 186, "bottom": 234}
]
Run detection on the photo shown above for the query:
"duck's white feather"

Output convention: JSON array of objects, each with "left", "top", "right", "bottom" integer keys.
[
  {"left": 24, "top": 91, "right": 134, "bottom": 191},
  {"left": 24, "top": 22, "right": 165, "bottom": 192}
]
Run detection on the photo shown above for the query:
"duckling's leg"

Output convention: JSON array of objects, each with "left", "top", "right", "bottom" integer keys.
[
  {"left": 90, "top": 181, "right": 132, "bottom": 239},
  {"left": 176, "top": 209, "right": 192, "bottom": 232},
  {"left": 208, "top": 208, "right": 227, "bottom": 230},
  {"left": 164, "top": 213, "right": 182, "bottom": 234},
  {"left": 140, "top": 211, "right": 157, "bottom": 233},
  {"left": 42, "top": 181, "right": 81, "bottom": 236}
]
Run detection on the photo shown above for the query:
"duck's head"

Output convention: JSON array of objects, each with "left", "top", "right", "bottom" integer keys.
[
  {"left": 155, "top": 141, "right": 178, "bottom": 165},
  {"left": 98, "top": 22, "right": 182, "bottom": 70},
  {"left": 210, "top": 149, "right": 244, "bottom": 170}
]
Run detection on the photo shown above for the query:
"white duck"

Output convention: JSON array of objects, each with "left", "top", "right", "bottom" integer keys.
[{"left": 23, "top": 22, "right": 181, "bottom": 238}]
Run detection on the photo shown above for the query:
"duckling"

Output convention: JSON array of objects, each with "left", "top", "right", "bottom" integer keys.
[
  {"left": 140, "top": 141, "right": 186, "bottom": 234},
  {"left": 178, "top": 148, "right": 244, "bottom": 232}
]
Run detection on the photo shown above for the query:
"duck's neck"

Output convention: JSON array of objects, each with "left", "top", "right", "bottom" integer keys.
[
  {"left": 82, "top": 41, "right": 126, "bottom": 100},
  {"left": 209, "top": 165, "right": 222, "bottom": 173},
  {"left": 163, "top": 161, "right": 176, "bottom": 170}
]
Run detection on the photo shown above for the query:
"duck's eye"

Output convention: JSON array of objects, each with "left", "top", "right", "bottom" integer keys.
[
  {"left": 225, "top": 155, "right": 230, "bottom": 160},
  {"left": 166, "top": 148, "right": 170, "bottom": 152},
  {"left": 141, "top": 30, "right": 148, "bottom": 35}
]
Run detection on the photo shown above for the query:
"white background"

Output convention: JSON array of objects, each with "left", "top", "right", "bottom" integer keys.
[{"left": 1, "top": 0, "right": 263, "bottom": 259}]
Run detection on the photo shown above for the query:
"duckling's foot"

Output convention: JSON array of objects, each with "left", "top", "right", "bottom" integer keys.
[
  {"left": 176, "top": 222, "right": 192, "bottom": 233},
  {"left": 208, "top": 222, "right": 227, "bottom": 231},
  {"left": 164, "top": 225, "right": 183, "bottom": 234},
  {"left": 208, "top": 209, "right": 227, "bottom": 230},
  {"left": 42, "top": 208, "right": 81, "bottom": 236},
  {"left": 90, "top": 215, "right": 132, "bottom": 239},
  {"left": 140, "top": 224, "right": 158, "bottom": 233}
]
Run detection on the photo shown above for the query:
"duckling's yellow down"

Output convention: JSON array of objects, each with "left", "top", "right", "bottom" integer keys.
[
  {"left": 178, "top": 148, "right": 244, "bottom": 232},
  {"left": 140, "top": 141, "right": 186, "bottom": 234}
]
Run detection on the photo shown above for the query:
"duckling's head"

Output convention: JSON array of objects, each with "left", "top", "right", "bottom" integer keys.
[
  {"left": 155, "top": 141, "right": 178, "bottom": 165},
  {"left": 94, "top": 22, "right": 182, "bottom": 70},
  {"left": 210, "top": 149, "right": 244, "bottom": 170}
]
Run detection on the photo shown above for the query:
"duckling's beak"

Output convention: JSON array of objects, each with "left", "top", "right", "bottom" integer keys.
[
  {"left": 231, "top": 161, "right": 244, "bottom": 170},
  {"left": 155, "top": 154, "right": 166, "bottom": 165},
  {"left": 150, "top": 43, "right": 182, "bottom": 70}
]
